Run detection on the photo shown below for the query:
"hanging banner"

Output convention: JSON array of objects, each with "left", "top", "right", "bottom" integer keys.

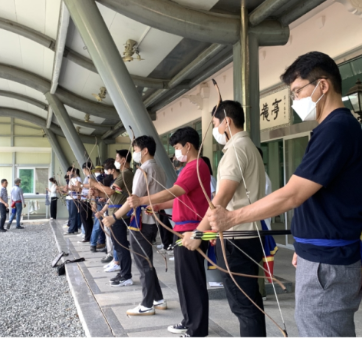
[{"left": 260, "top": 88, "right": 291, "bottom": 130}]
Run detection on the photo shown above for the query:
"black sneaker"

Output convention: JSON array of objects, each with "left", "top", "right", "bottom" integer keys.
[
  {"left": 6, "top": 223, "right": 11, "bottom": 229},
  {"left": 15, "top": 226, "right": 24, "bottom": 229},
  {"left": 110, "top": 278, "right": 133, "bottom": 287},
  {"left": 101, "top": 254, "right": 113, "bottom": 264},
  {"left": 90, "top": 246, "right": 97, "bottom": 252},
  {"left": 110, "top": 272, "right": 122, "bottom": 282},
  {"left": 0, "top": 228, "right": 7, "bottom": 232},
  {"left": 167, "top": 323, "right": 188, "bottom": 334}
]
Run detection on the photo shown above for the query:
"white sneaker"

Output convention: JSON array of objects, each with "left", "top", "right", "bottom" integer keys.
[
  {"left": 77, "top": 233, "right": 83, "bottom": 237},
  {"left": 169, "top": 256, "right": 174, "bottom": 261},
  {"left": 126, "top": 304, "right": 155, "bottom": 316},
  {"left": 104, "top": 263, "right": 121, "bottom": 273},
  {"left": 153, "top": 299, "right": 167, "bottom": 310},
  {"left": 156, "top": 244, "right": 164, "bottom": 249},
  {"left": 103, "top": 261, "right": 114, "bottom": 269}
]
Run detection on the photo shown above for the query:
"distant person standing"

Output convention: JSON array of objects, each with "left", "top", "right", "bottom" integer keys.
[
  {"left": 47, "top": 177, "right": 58, "bottom": 219},
  {"left": 0, "top": 179, "right": 9, "bottom": 232},
  {"left": 8, "top": 178, "right": 26, "bottom": 230}
]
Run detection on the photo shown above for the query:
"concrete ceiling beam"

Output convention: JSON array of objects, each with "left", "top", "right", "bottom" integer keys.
[
  {"left": 0, "top": 89, "right": 114, "bottom": 133},
  {"left": 0, "top": 107, "right": 99, "bottom": 144},
  {"left": 0, "top": 63, "right": 118, "bottom": 120},
  {"left": 0, "top": 17, "right": 170, "bottom": 89}
]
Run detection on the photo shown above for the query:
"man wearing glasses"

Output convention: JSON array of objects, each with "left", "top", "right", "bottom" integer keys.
[{"left": 207, "top": 51, "right": 362, "bottom": 337}]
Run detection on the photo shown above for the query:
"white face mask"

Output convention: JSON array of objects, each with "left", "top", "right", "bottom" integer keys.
[
  {"left": 94, "top": 173, "right": 100, "bottom": 178},
  {"left": 132, "top": 151, "right": 142, "bottom": 164},
  {"left": 212, "top": 125, "right": 227, "bottom": 145},
  {"left": 114, "top": 161, "right": 121, "bottom": 170},
  {"left": 175, "top": 149, "right": 188, "bottom": 163},
  {"left": 292, "top": 81, "right": 324, "bottom": 121},
  {"left": 104, "top": 170, "right": 109, "bottom": 175}
]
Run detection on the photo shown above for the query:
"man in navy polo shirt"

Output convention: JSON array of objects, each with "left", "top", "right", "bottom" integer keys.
[{"left": 206, "top": 51, "right": 362, "bottom": 337}]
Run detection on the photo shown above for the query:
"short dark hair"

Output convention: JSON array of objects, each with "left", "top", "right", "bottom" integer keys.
[
  {"left": 169, "top": 127, "right": 199, "bottom": 150},
  {"left": 103, "top": 158, "right": 114, "bottom": 165},
  {"left": 132, "top": 136, "right": 156, "bottom": 156},
  {"left": 75, "top": 168, "right": 80, "bottom": 176},
  {"left": 116, "top": 149, "right": 132, "bottom": 163},
  {"left": 257, "top": 147, "right": 263, "bottom": 159},
  {"left": 280, "top": 51, "right": 342, "bottom": 94},
  {"left": 1, "top": 179, "right": 7, "bottom": 184},
  {"left": 201, "top": 156, "right": 213, "bottom": 176},
  {"left": 67, "top": 166, "right": 73, "bottom": 172},
  {"left": 104, "top": 161, "right": 118, "bottom": 172},
  {"left": 212, "top": 100, "right": 245, "bottom": 129},
  {"left": 82, "top": 162, "right": 93, "bottom": 170}
]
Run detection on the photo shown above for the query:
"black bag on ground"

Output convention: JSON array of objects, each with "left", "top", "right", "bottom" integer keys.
[{"left": 56, "top": 258, "right": 85, "bottom": 276}]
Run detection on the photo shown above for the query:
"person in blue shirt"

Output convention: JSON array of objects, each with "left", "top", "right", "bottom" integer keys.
[
  {"left": 8, "top": 178, "right": 26, "bottom": 230},
  {"left": 206, "top": 51, "right": 362, "bottom": 337}
]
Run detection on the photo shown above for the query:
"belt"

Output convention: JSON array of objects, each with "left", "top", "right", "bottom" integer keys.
[
  {"left": 294, "top": 237, "right": 360, "bottom": 247},
  {"left": 175, "top": 220, "right": 200, "bottom": 225},
  {"left": 108, "top": 204, "right": 122, "bottom": 208}
]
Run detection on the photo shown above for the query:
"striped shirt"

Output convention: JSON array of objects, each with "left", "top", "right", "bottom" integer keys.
[
  {"left": 10, "top": 185, "right": 24, "bottom": 204},
  {"left": 0, "top": 187, "right": 8, "bottom": 204}
]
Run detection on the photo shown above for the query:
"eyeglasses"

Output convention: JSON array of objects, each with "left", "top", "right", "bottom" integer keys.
[
  {"left": 290, "top": 79, "right": 320, "bottom": 100},
  {"left": 290, "top": 77, "right": 328, "bottom": 100}
]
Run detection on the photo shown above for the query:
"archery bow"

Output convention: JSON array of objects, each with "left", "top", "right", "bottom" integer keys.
[{"left": 195, "top": 79, "right": 288, "bottom": 337}]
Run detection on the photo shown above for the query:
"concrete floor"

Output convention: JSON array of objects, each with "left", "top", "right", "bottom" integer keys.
[{"left": 52, "top": 220, "right": 362, "bottom": 337}]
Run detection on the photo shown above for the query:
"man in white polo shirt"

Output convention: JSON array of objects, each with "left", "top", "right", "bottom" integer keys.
[{"left": 182, "top": 100, "right": 266, "bottom": 337}]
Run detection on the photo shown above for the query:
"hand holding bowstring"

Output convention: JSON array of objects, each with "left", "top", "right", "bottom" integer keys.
[{"left": 195, "top": 79, "right": 288, "bottom": 337}]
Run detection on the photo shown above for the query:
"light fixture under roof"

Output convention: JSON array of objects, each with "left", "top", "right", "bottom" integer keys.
[
  {"left": 122, "top": 39, "right": 144, "bottom": 63},
  {"left": 92, "top": 87, "right": 107, "bottom": 102}
]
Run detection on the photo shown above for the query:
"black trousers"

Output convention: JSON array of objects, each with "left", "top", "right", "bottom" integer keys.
[
  {"left": 158, "top": 210, "right": 173, "bottom": 249},
  {"left": 79, "top": 201, "right": 93, "bottom": 242},
  {"left": 110, "top": 218, "right": 132, "bottom": 280},
  {"left": 174, "top": 234, "right": 209, "bottom": 337},
  {"left": 0, "top": 204, "right": 6, "bottom": 229},
  {"left": 50, "top": 197, "right": 57, "bottom": 219},
  {"left": 130, "top": 223, "right": 163, "bottom": 308},
  {"left": 216, "top": 238, "right": 266, "bottom": 337}
]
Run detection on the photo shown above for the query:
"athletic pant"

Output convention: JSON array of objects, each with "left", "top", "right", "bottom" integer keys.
[
  {"left": 0, "top": 204, "right": 6, "bottom": 229},
  {"left": 79, "top": 201, "right": 93, "bottom": 241},
  {"left": 130, "top": 223, "right": 163, "bottom": 308},
  {"left": 216, "top": 238, "right": 266, "bottom": 337},
  {"left": 50, "top": 197, "right": 57, "bottom": 219},
  {"left": 158, "top": 210, "right": 173, "bottom": 249},
  {"left": 110, "top": 218, "right": 132, "bottom": 280},
  {"left": 174, "top": 234, "right": 209, "bottom": 337}
]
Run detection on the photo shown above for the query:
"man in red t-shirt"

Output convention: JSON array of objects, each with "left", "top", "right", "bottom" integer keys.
[{"left": 128, "top": 126, "right": 210, "bottom": 337}]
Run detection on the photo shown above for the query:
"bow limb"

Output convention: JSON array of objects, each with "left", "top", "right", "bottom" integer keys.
[
  {"left": 139, "top": 168, "right": 286, "bottom": 288},
  {"left": 196, "top": 81, "right": 287, "bottom": 337}
]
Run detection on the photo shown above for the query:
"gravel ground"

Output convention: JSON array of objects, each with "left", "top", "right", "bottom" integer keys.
[{"left": 0, "top": 223, "right": 85, "bottom": 337}]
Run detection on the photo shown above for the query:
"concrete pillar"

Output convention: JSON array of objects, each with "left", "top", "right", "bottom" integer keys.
[
  {"left": 200, "top": 83, "right": 213, "bottom": 167},
  {"left": 98, "top": 140, "right": 107, "bottom": 164},
  {"left": 64, "top": 0, "right": 177, "bottom": 187},
  {"left": 45, "top": 92, "right": 88, "bottom": 167},
  {"left": 44, "top": 128, "right": 69, "bottom": 172},
  {"left": 248, "top": 34, "right": 261, "bottom": 147},
  {"left": 233, "top": 1, "right": 261, "bottom": 147}
]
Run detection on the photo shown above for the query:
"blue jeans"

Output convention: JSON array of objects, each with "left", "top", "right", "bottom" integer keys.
[
  {"left": 90, "top": 204, "right": 103, "bottom": 246},
  {"left": 9, "top": 202, "right": 22, "bottom": 228},
  {"left": 68, "top": 200, "right": 81, "bottom": 233}
]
